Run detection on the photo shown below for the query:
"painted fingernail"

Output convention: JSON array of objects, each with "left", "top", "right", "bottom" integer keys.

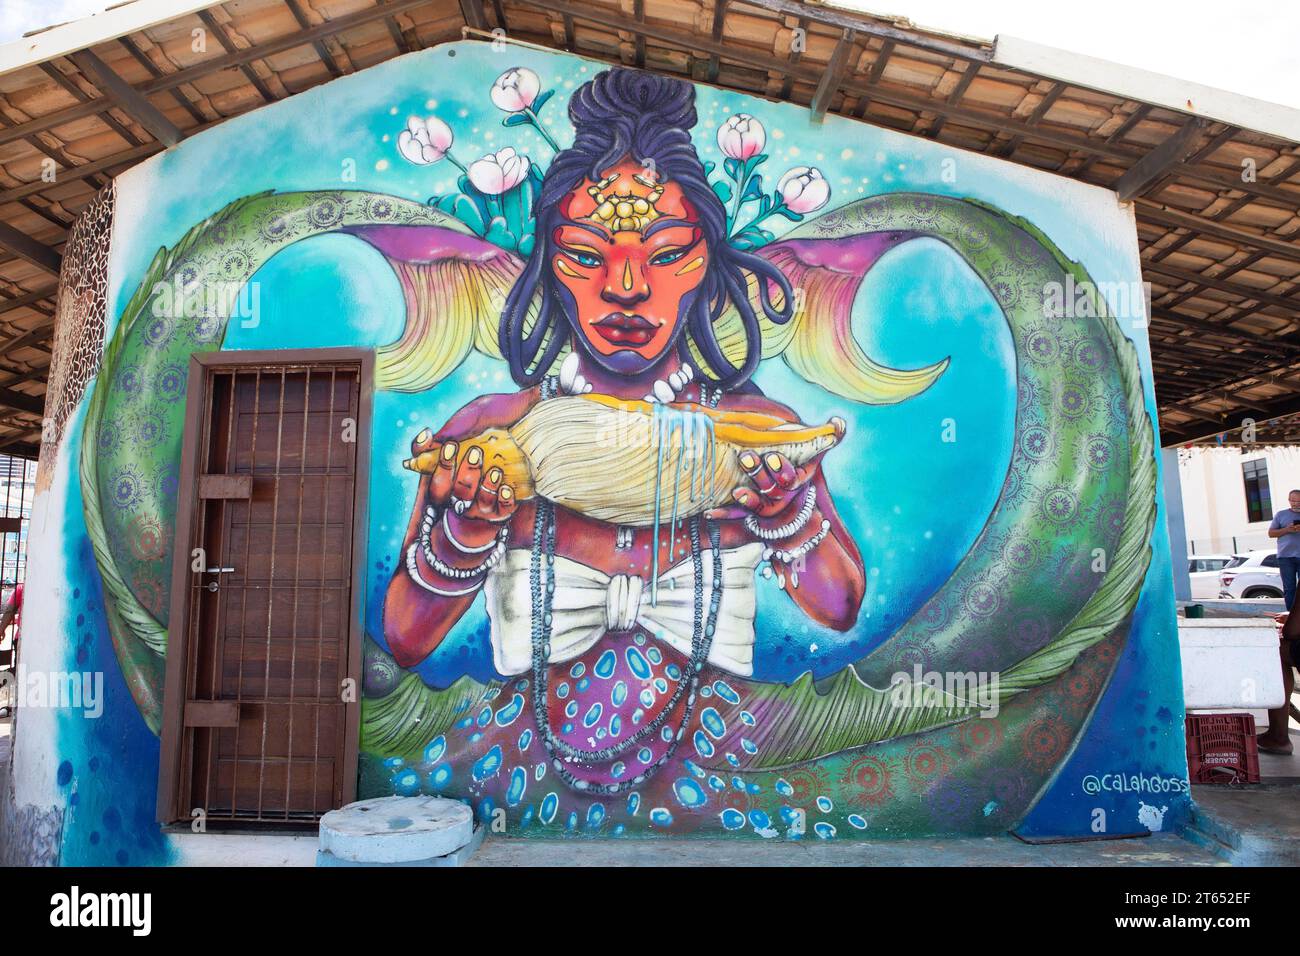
[
  {"left": 740, "top": 452, "right": 758, "bottom": 470},
  {"left": 416, "top": 428, "right": 431, "bottom": 444},
  {"left": 766, "top": 453, "right": 782, "bottom": 472},
  {"left": 488, "top": 467, "right": 502, "bottom": 483},
  {"left": 500, "top": 485, "right": 513, "bottom": 500},
  {"left": 441, "top": 442, "right": 457, "bottom": 462},
  {"left": 467, "top": 446, "right": 482, "bottom": 466},
  {"left": 734, "top": 490, "right": 749, "bottom": 504}
]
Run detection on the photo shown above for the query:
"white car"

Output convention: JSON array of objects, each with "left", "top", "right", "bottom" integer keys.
[
  {"left": 1218, "top": 551, "right": 1284, "bottom": 600},
  {"left": 1188, "top": 554, "right": 1232, "bottom": 600}
]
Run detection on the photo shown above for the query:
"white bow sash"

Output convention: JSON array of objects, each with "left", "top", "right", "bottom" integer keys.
[{"left": 483, "top": 542, "right": 765, "bottom": 678}]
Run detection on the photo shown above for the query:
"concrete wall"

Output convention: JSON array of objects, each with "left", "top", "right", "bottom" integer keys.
[
  {"left": 9, "top": 41, "right": 1189, "bottom": 861},
  {"left": 1163, "top": 448, "right": 1192, "bottom": 602}
]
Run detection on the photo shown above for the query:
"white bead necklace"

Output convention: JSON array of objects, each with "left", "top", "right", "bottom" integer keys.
[{"left": 556, "top": 351, "right": 695, "bottom": 403}]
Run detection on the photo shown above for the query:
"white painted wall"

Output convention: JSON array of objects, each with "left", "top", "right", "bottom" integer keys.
[{"left": 1178, "top": 445, "right": 1300, "bottom": 555}]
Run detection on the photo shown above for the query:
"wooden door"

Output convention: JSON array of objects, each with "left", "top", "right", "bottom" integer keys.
[{"left": 159, "top": 353, "right": 369, "bottom": 825}]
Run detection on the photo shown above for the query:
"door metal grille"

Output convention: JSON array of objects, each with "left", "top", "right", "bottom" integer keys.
[{"left": 175, "top": 362, "right": 360, "bottom": 824}]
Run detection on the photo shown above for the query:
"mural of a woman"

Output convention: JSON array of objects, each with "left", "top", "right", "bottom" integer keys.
[
  {"left": 383, "top": 70, "right": 868, "bottom": 805},
  {"left": 77, "top": 42, "right": 1167, "bottom": 843}
]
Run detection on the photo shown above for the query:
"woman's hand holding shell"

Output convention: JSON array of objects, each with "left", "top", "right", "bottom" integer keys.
[
  {"left": 707, "top": 450, "right": 820, "bottom": 525},
  {"left": 406, "top": 428, "right": 517, "bottom": 551}
]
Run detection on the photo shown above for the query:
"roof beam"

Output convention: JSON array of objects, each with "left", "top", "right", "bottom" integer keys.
[
  {"left": 0, "top": 0, "right": 436, "bottom": 150},
  {"left": 1113, "top": 118, "right": 1209, "bottom": 201},
  {"left": 738, "top": 0, "right": 992, "bottom": 62},
  {"left": 117, "top": 35, "right": 209, "bottom": 126},
  {"left": 0, "top": 435, "right": 42, "bottom": 460},
  {"left": 1149, "top": 326, "right": 1287, "bottom": 363},
  {"left": 929, "top": 61, "right": 980, "bottom": 135},
  {"left": 810, "top": 29, "right": 853, "bottom": 123},
  {"left": 0, "top": 221, "right": 62, "bottom": 274},
  {"left": 0, "top": 287, "right": 57, "bottom": 316},
  {"left": 384, "top": 15, "right": 414, "bottom": 54},
  {"left": 633, "top": 0, "right": 646, "bottom": 67},
  {"left": 1159, "top": 400, "right": 1248, "bottom": 429},
  {"left": 284, "top": 0, "right": 345, "bottom": 78},
  {"left": 0, "top": 385, "right": 45, "bottom": 416},
  {"left": 39, "top": 61, "right": 145, "bottom": 148},
  {"left": 853, "top": 38, "right": 893, "bottom": 117},
  {"left": 1150, "top": 306, "right": 1300, "bottom": 353},
  {"left": 706, "top": 0, "right": 727, "bottom": 84},
  {"left": 196, "top": 10, "right": 275, "bottom": 105},
  {"left": 460, "top": 0, "right": 489, "bottom": 31},
  {"left": 1150, "top": 336, "right": 1262, "bottom": 371},
  {"left": 1145, "top": 261, "right": 1300, "bottom": 314},
  {"left": 1160, "top": 252, "right": 1268, "bottom": 310},
  {"left": 1160, "top": 391, "right": 1300, "bottom": 446},
  {"left": 0, "top": 363, "right": 51, "bottom": 390},
  {"left": 1074, "top": 104, "right": 1151, "bottom": 177},
  {"left": 0, "top": 325, "right": 53, "bottom": 357},
  {"left": 995, "top": 81, "right": 1064, "bottom": 157},
  {"left": 68, "top": 49, "right": 182, "bottom": 147},
  {"left": 1137, "top": 202, "right": 1300, "bottom": 265},
  {"left": 1156, "top": 343, "right": 1300, "bottom": 408}
]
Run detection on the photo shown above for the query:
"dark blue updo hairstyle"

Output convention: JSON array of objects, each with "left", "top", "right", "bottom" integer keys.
[{"left": 498, "top": 67, "right": 793, "bottom": 388}]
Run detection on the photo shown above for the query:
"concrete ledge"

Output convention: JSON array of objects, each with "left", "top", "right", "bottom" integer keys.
[
  {"left": 166, "top": 831, "right": 319, "bottom": 866},
  {"left": 1187, "top": 784, "right": 1300, "bottom": 865},
  {"left": 462, "top": 833, "right": 1223, "bottom": 866},
  {"left": 1179, "top": 599, "right": 1284, "bottom": 617}
]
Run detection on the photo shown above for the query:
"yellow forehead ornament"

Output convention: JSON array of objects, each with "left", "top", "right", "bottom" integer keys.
[{"left": 585, "top": 172, "right": 666, "bottom": 234}]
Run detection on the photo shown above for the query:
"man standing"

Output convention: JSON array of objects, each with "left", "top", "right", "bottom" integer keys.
[{"left": 1268, "top": 489, "right": 1300, "bottom": 609}]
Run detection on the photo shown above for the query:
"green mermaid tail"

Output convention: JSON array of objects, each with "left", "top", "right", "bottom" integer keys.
[
  {"left": 731, "top": 195, "right": 1155, "bottom": 765},
  {"left": 84, "top": 187, "right": 1155, "bottom": 834}
]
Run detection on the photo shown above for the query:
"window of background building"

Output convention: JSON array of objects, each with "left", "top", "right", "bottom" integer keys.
[{"left": 1242, "top": 458, "right": 1272, "bottom": 523}]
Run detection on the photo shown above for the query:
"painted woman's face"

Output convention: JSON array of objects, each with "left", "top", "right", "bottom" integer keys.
[{"left": 552, "top": 158, "right": 709, "bottom": 374}]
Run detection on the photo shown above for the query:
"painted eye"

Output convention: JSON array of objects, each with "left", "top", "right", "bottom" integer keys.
[
  {"left": 566, "top": 250, "right": 601, "bottom": 268},
  {"left": 650, "top": 248, "right": 687, "bottom": 266}
]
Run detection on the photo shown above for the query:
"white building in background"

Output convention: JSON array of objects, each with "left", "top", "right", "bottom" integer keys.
[{"left": 1178, "top": 445, "right": 1300, "bottom": 556}]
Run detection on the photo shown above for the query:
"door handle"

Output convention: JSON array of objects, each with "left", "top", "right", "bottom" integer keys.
[{"left": 203, "top": 567, "right": 235, "bottom": 592}]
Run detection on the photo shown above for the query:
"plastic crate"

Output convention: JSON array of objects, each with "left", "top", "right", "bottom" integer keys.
[{"left": 1185, "top": 713, "right": 1260, "bottom": 785}]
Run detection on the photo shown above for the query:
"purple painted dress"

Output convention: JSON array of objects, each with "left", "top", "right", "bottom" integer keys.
[{"left": 426, "top": 506, "right": 768, "bottom": 834}]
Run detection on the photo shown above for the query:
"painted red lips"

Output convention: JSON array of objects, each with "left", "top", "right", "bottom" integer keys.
[{"left": 592, "top": 313, "right": 657, "bottom": 347}]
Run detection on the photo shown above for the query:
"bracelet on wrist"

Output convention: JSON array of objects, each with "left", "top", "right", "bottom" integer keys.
[
  {"left": 405, "top": 543, "right": 484, "bottom": 597},
  {"left": 419, "top": 506, "right": 507, "bottom": 580},
  {"left": 760, "top": 517, "right": 832, "bottom": 590},
  {"left": 745, "top": 484, "right": 816, "bottom": 541},
  {"left": 442, "top": 508, "right": 500, "bottom": 554}
]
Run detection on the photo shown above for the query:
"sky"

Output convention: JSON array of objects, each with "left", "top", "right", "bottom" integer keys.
[
  {"left": 2, "top": 0, "right": 1297, "bottom": 109},
  {"left": 835, "top": 0, "right": 1300, "bottom": 109}
]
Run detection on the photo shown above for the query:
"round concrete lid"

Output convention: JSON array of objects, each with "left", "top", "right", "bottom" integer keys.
[{"left": 319, "top": 795, "right": 474, "bottom": 863}]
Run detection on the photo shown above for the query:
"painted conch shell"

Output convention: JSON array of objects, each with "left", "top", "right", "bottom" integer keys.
[{"left": 403, "top": 394, "right": 844, "bottom": 526}]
